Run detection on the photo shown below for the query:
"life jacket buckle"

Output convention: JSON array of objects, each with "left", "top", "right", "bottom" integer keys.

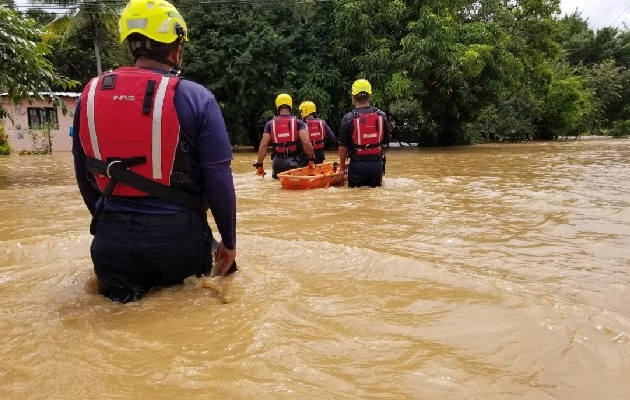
[
  {"left": 172, "top": 172, "right": 185, "bottom": 183},
  {"left": 106, "top": 160, "right": 122, "bottom": 178}
]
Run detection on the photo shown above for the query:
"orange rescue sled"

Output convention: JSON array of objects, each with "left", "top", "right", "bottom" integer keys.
[{"left": 278, "top": 162, "right": 346, "bottom": 190}]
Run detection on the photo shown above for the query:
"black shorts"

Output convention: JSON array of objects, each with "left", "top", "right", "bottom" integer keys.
[
  {"left": 313, "top": 148, "right": 326, "bottom": 164},
  {"left": 348, "top": 158, "right": 383, "bottom": 188},
  {"left": 271, "top": 154, "right": 308, "bottom": 178},
  {"left": 90, "top": 210, "right": 212, "bottom": 303}
]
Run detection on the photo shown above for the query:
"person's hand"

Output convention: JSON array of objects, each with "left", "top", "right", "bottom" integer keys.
[
  {"left": 253, "top": 162, "right": 265, "bottom": 176},
  {"left": 214, "top": 242, "right": 236, "bottom": 277},
  {"left": 308, "top": 157, "right": 316, "bottom": 169},
  {"left": 338, "top": 164, "right": 346, "bottom": 174}
]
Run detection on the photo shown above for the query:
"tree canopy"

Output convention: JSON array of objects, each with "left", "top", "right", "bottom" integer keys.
[
  {"left": 10, "top": 0, "right": 630, "bottom": 145},
  {"left": 0, "top": 5, "right": 78, "bottom": 120}
]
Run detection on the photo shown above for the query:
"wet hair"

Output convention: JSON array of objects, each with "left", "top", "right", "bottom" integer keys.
[{"left": 127, "top": 33, "right": 182, "bottom": 62}]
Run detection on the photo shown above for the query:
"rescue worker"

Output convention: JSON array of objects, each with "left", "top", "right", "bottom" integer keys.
[
  {"left": 298, "top": 100, "right": 336, "bottom": 164},
  {"left": 254, "top": 93, "right": 317, "bottom": 178},
  {"left": 72, "top": 0, "right": 237, "bottom": 303},
  {"left": 338, "top": 79, "right": 391, "bottom": 187}
]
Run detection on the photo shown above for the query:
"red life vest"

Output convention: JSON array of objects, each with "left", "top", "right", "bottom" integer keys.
[
  {"left": 352, "top": 111, "right": 384, "bottom": 156},
  {"left": 306, "top": 118, "right": 325, "bottom": 150},
  {"left": 79, "top": 67, "right": 182, "bottom": 197},
  {"left": 271, "top": 116, "right": 299, "bottom": 155}
]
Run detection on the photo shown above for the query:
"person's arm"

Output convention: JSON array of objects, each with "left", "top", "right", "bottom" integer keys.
[
  {"left": 381, "top": 112, "right": 391, "bottom": 145},
  {"left": 204, "top": 161, "right": 236, "bottom": 275},
  {"left": 337, "top": 114, "right": 352, "bottom": 171},
  {"left": 296, "top": 119, "right": 315, "bottom": 161},
  {"left": 298, "top": 128, "right": 315, "bottom": 160},
  {"left": 71, "top": 97, "right": 101, "bottom": 215},
  {"left": 338, "top": 145, "right": 348, "bottom": 171},
  {"left": 194, "top": 91, "right": 236, "bottom": 276},
  {"left": 324, "top": 122, "right": 336, "bottom": 144},
  {"left": 255, "top": 132, "right": 271, "bottom": 165}
]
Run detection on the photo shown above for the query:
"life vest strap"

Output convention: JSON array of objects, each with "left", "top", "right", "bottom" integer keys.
[
  {"left": 272, "top": 139, "right": 301, "bottom": 156},
  {"left": 355, "top": 142, "right": 382, "bottom": 150},
  {"left": 86, "top": 157, "right": 204, "bottom": 213},
  {"left": 105, "top": 156, "right": 147, "bottom": 169},
  {"left": 272, "top": 140, "right": 300, "bottom": 148},
  {"left": 142, "top": 80, "right": 156, "bottom": 115}
]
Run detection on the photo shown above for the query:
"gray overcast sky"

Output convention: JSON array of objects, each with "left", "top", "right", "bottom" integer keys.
[
  {"left": 13, "top": 0, "right": 630, "bottom": 31},
  {"left": 561, "top": 0, "right": 630, "bottom": 29}
]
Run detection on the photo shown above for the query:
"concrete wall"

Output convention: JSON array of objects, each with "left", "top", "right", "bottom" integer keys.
[{"left": 1, "top": 95, "right": 78, "bottom": 153}]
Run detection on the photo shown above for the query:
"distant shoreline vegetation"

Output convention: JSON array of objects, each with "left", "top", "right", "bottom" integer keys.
[{"left": 4, "top": 1, "right": 630, "bottom": 148}]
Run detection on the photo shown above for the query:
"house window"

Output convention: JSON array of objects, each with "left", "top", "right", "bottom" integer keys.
[{"left": 27, "top": 107, "right": 59, "bottom": 130}]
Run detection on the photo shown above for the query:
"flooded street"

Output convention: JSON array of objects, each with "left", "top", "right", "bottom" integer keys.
[{"left": 1, "top": 138, "right": 629, "bottom": 399}]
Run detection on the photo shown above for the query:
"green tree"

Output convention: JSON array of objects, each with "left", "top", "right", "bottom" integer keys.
[
  {"left": 180, "top": 0, "right": 342, "bottom": 149},
  {"left": 539, "top": 71, "right": 591, "bottom": 138},
  {"left": 577, "top": 59, "right": 625, "bottom": 132},
  {"left": 0, "top": 5, "right": 78, "bottom": 120},
  {"left": 330, "top": 0, "right": 422, "bottom": 143},
  {"left": 30, "top": 0, "right": 126, "bottom": 76},
  {"left": 34, "top": 0, "right": 622, "bottom": 146}
]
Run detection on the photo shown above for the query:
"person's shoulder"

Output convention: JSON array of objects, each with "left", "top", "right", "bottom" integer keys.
[
  {"left": 371, "top": 107, "right": 387, "bottom": 117},
  {"left": 176, "top": 78, "right": 215, "bottom": 98},
  {"left": 342, "top": 111, "right": 354, "bottom": 120}
]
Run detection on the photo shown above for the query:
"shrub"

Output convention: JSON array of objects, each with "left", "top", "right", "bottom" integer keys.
[
  {"left": 609, "top": 120, "right": 630, "bottom": 138},
  {"left": 0, "top": 123, "right": 13, "bottom": 155},
  {"left": 26, "top": 122, "right": 55, "bottom": 154}
]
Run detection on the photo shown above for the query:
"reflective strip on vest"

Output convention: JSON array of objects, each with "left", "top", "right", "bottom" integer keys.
[
  {"left": 307, "top": 119, "right": 325, "bottom": 149},
  {"left": 271, "top": 117, "right": 296, "bottom": 138},
  {"left": 355, "top": 115, "right": 383, "bottom": 144},
  {"left": 85, "top": 77, "right": 102, "bottom": 160},
  {"left": 86, "top": 75, "right": 172, "bottom": 180},
  {"left": 151, "top": 76, "right": 171, "bottom": 180},
  {"left": 271, "top": 117, "right": 297, "bottom": 151},
  {"left": 353, "top": 112, "right": 384, "bottom": 155}
]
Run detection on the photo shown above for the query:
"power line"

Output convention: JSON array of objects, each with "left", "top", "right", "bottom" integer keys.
[{"left": 608, "top": 2, "right": 630, "bottom": 27}]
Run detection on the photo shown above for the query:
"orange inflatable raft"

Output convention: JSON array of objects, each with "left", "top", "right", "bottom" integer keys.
[{"left": 277, "top": 162, "right": 346, "bottom": 190}]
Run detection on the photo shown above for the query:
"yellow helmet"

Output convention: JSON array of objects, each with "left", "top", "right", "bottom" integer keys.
[
  {"left": 351, "top": 79, "right": 372, "bottom": 96},
  {"left": 298, "top": 101, "right": 316, "bottom": 118},
  {"left": 275, "top": 93, "right": 292, "bottom": 110},
  {"left": 119, "top": 0, "right": 188, "bottom": 44}
]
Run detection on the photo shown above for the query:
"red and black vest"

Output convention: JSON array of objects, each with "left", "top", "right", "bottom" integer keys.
[
  {"left": 353, "top": 110, "right": 384, "bottom": 157},
  {"left": 79, "top": 67, "right": 197, "bottom": 197},
  {"left": 306, "top": 118, "right": 325, "bottom": 150},
  {"left": 271, "top": 116, "right": 299, "bottom": 155}
]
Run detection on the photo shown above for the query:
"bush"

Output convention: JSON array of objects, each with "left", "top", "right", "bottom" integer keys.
[
  {"left": 609, "top": 119, "right": 630, "bottom": 138},
  {"left": 0, "top": 124, "right": 13, "bottom": 155},
  {"left": 27, "top": 122, "right": 55, "bottom": 154}
]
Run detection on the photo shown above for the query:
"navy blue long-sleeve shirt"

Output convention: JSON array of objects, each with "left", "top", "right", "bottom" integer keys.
[{"left": 72, "top": 69, "right": 236, "bottom": 249}]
